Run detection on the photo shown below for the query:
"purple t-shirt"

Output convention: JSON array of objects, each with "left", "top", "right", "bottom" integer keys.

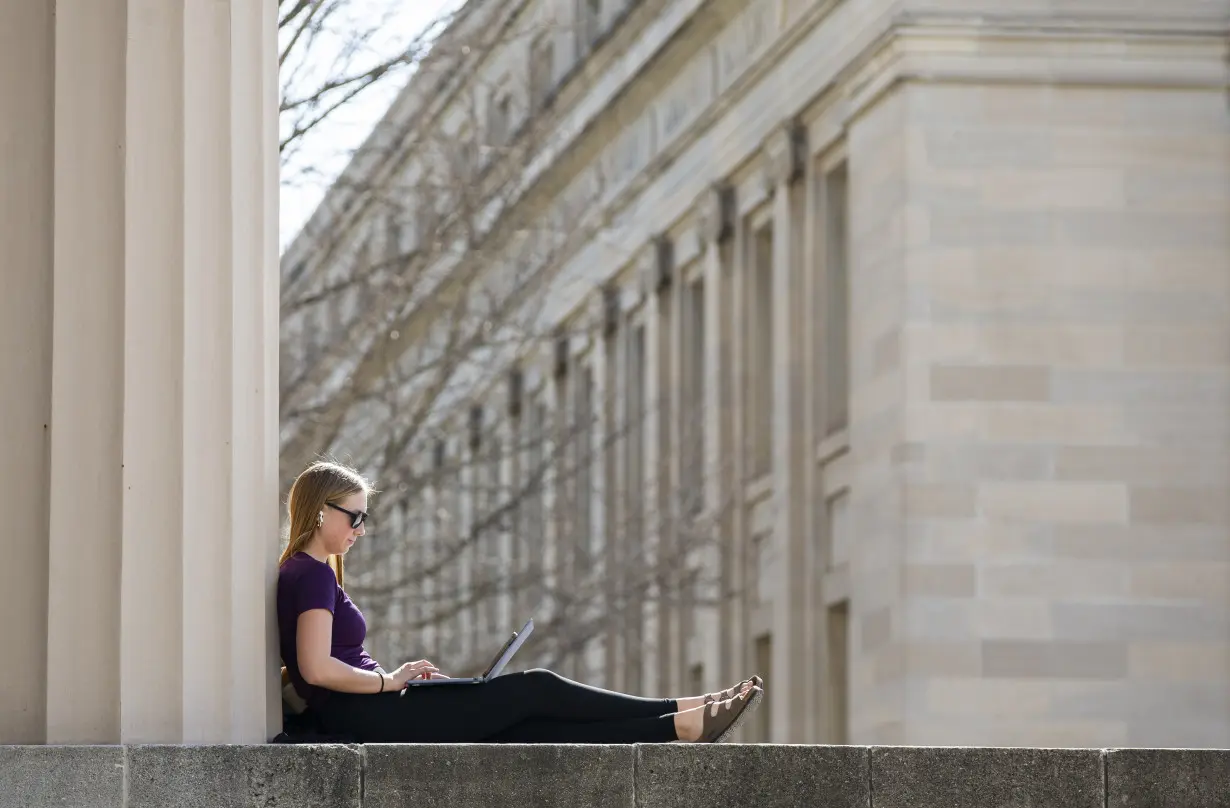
[{"left": 277, "top": 552, "right": 380, "bottom": 708}]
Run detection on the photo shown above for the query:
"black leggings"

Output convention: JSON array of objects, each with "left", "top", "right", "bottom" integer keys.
[{"left": 315, "top": 669, "right": 679, "bottom": 744}]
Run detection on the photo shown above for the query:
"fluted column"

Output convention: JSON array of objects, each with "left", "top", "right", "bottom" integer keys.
[
  {"left": 0, "top": 0, "right": 55, "bottom": 746},
  {"left": 764, "top": 121, "right": 810, "bottom": 742},
  {"left": 0, "top": 0, "right": 280, "bottom": 745}
]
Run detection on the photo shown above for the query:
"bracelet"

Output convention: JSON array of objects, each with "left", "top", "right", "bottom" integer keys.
[{"left": 378, "top": 673, "right": 386, "bottom": 694}]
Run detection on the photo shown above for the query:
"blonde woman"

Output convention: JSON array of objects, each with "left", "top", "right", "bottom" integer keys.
[{"left": 277, "top": 460, "right": 763, "bottom": 744}]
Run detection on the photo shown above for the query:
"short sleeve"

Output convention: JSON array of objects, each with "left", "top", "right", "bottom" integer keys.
[{"left": 293, "top": 561, "right": 338, "bottom": 616}]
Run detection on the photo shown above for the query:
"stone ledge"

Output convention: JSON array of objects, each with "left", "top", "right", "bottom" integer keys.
[{"left": 1, "top": 745, "right": 1227, "bottom": 808}]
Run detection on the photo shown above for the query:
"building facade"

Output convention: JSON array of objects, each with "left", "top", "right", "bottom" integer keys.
[{"left": 281, "top": 0, "right": 1230, "bottom": 746}]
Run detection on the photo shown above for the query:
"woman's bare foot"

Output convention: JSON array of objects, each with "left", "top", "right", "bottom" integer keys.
[
  {"left": 672, "top": 702, "right": 712, "bottom": 742},
  {"left": 673, "top": 689, "right": 761, "bottom": 742}
]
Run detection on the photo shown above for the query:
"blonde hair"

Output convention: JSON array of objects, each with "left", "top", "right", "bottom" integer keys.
[{"left": 280, "top": 460, "right": 374, "bottom": 589}]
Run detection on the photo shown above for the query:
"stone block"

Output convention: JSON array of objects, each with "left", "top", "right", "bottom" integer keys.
[
  {"left": 1130, "top": 486, "right": 1229, "bottom": 526},
  {"left": 1052, "top": 602, "right": 1230, "bottom": 642},
  {"left": 980, "top": 562, "right": 1129, "bottom": 599},
  {"left": 1127, "top": 642, "right": 1230, "bottom": 682},
  {"left": 125, "top": 744, "right": 361, "bottom": 808},
  {"left": 979, "top": 482, "right": 1129, "bottom": 525},
  {"left": 980, "top": 324, "right": 1124, "bottom": 367},
  {"left": 981, "top": 639, "right": 1128, "bottom": 680},
  {"left": 871, "top": 746, "right": 1104, "bottom": 808},
  {"left": 972, "top": 598, "right": 1053, "bottom": 640},
  {"left": 903, "top": 484, "right": 977, "bottom": 519},
  {"left": 1107, "top": 749, "right": 1230, "bottom": 808},
  {"left": 363, "top": 744, "right": 635, "bottom": 808},
  {"left": 905, "top": 563, "right": 977, "bottom": 597},
  {"left": 636, "top": 744, "right": 868, "bottom": 808},
  {"left": 982, "top": 404, "right": 1130, "bottom": 446},
  {"left": 0, "top": 746, "right": 123, "bottom": 808}
]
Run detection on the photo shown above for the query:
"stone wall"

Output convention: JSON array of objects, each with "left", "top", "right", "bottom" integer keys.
[
  {"left": 889, "top": 80, "right": 1230, "bottom": 747},
  {"left": 3, "top": 744, "right": 1228, "bottom": 808}
]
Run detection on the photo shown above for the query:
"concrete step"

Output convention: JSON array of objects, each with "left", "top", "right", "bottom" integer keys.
[{"left": 1, "top": 744, "right": 1226, "bottom": 808}]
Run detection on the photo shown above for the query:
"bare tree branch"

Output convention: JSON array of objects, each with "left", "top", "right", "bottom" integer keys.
[{"left": 278, "top": 1, "right": 739, "bottom": 681}]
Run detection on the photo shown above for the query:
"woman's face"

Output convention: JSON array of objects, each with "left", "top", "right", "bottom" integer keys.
[{"left": 316, "top": 490, "right": 368, "bottom": 556}]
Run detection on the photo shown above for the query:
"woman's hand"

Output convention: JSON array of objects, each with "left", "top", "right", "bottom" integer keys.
[{"left": 388, "top": 659, "right": 441, "bottom": 689}]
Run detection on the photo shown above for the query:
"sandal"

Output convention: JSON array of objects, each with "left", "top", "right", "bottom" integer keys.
[
  {"left": 699, "top": 686, "right": 763, "bottom": 743},
  {"left": 704, "top": 675, "right": 764, "bottom": 706}
]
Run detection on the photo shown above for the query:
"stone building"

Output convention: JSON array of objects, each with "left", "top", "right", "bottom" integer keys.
[{"left": 280, "top": 0, "right": 1230, "bottom": 747}]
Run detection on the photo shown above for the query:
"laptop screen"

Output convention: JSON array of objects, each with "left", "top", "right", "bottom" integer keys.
[{"left": 482, "top": 619, "right": 535, "bottom": 678}]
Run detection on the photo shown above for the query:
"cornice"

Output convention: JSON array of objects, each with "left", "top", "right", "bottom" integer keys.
[
  {"left": 843, "top": 19, "right": 1230, "bottom": 126},
  {"left": 283, "top": 0, "right": 685, "bottom": 265}
]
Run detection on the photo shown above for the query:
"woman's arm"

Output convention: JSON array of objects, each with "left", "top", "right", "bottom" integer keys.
[{"left": 297, "top": 609, "right": 392, "bottom": 694}]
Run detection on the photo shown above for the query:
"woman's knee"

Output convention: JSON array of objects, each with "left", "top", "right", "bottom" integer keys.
[{"left": 510, "top": 668, "right": 566, "bottom": 695}]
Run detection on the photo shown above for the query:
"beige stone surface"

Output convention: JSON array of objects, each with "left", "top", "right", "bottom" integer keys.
[
  {"left": 0, "top": 0, "right": 281, "bottom": 744},
  {"left": 930, "top": 365, "right": 1052, "bottom": 402},
  {"left": 0, "top": 0, "right": 54, "bottom": 746}
]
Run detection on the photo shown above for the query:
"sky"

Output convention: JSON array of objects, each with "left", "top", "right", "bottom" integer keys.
[{"left": 280, "top": 0, "right": 464, "bottom": 250}]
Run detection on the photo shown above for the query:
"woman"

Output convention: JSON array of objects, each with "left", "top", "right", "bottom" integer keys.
[{"left": 277, "top": 460, "right": 763, "bottom": 744}]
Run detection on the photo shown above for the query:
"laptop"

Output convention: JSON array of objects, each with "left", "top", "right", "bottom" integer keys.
[{"left": 402, "top": 618, "right": 534, "bottom": 688}]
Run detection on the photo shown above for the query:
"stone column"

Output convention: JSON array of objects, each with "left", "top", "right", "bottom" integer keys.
[
  {"left": 698, "top": 184, "right": 737, "bottom": 688},
  {"left": 727, "top": 198, "right": 751, "bottom": 693},
  {"left": 588, "top": 291, "right": 619, "bottom": 688},
  {"left": 764, "top": 121, "right": 810, "bottom": 742},
  {"left": 638, "top": 240, "right": 669, "bottom": 694},
  {"left": 0, "top": 0, "right": 280, "bottom": 745},
  {"left": 0, "top": 0, "right": 54, "bottom": 746},
  {"left": 665, "top": 243, "right": 686, "bottom": 693},
  {"left": 605, "top": 299, "right": 630, "bottom": 692}
]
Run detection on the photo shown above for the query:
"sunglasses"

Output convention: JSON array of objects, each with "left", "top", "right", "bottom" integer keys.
[{"left": 327, "top": 502, "right": 369, "bottom": 529}]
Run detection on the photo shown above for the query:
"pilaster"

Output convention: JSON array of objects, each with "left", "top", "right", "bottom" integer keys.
[
  {"left": 638, "top": 237, "right": 675, "bottom": 694},
  {"left": 0, "top": 0, "right": 55, "bottom": 746},
  {"left": 698, "top": 183, "right": 738, "bottom": 689},
  {"left": 30, "top": 0, "right": 279, "bottom": 745},
  {"left": 763, "top": 120, "right": 811, "bottom": 742}
]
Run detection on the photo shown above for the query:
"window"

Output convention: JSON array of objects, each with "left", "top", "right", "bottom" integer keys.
[
  {"left": 487, "top": 90, "right": 513, "bottom": 147},
  {"left": 823, "top": 162, "right": 849, "bottom": 435},
  {"left": 385, "top": 215, "right": 403, "bottom": 263},
  {"left": 825, "top": 600, "right": 850, "bottom": 743},
  {"left": 522, "top": 398, "right": 547, "bottom": 610},
  {"left": 443, "top": 123, "right": 478, "bottom": 190},
  {"left": 688, "top": 663, "right": 704, "bottom": 701},
  {"left": 574, "top": 366, "right": 595, "bottom": 557},
  {"left": 579, "top": 0, "right": 603, "bottom": 50},
  {"left": 751, "top": 634, "right": 773, "bottom": 742},
  {"left": 529, "top": 33, "right": 555, "bottom": 111},
  {"left": 456, "top": 126, "right": 478, "bottom": 177},
  {"left": 481, "top": 437, "right": 501, "bottom": 635},
  {"left": 746, "top": 223, "right": 774, "bottom": 479},
  {"left": 681, "top": 278, "right": 705, "bottom": 516},
  {"left": 820, "top": 492, "right": 851, "bottom": 743},
  {"left": 622, "top": 325, "right": 646, "bottom": 692},
  {"left": 682, "top": 570, "right": 701, "bottom": 691}
]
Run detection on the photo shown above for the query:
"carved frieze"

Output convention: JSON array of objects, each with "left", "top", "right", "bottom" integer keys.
[
  {"left": 656, "top": 51, "right": 715, "bottom": 147},
  {"left": 716, "top": 0, "right": 780, "bottom": 93}
]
